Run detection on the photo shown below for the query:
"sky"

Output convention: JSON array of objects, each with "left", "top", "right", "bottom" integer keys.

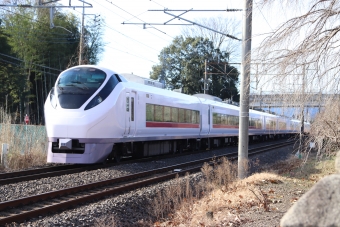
[{"left": 57, "top": 0, "right": 284, "bottom": 78}]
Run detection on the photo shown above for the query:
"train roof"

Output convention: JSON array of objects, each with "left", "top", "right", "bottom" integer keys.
[
  {"left": 119, "top": 73, "right": 165, "bottom": 89},
  {"left": 76, "top": 66, "right": 308, "bottom": 122}
]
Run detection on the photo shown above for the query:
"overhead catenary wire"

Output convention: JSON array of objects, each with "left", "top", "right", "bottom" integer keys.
[
  {"left": 105, "top": 46, "right": 157, "bottom": 64},
  {"left": 100, "top": 0, "right": 174, "bottom": 39},
  {"left": 0, "top": 58, "right": 60, "bottom": 76},
  {"left": 0, "top": 52, "right": 62, "bottom": 72},
  {"left": 254, "top": 2, "right": 273, "bottom": 31},
  {"left": 85, "top": 0, "right": 174, "bottom": 41},
  {"left": 71, "top": 5, "right": 164, "bottom": 54}
]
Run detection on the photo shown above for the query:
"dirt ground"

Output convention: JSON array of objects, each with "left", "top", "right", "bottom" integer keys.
[{"left": 240, "top": 151, "right": 335, "bottom": 227}]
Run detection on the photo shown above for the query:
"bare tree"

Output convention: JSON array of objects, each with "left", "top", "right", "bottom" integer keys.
[
  {"left": 181, "top": 16, "right": 241, "bottom": 60},
  {"left": 251, "top": 0, "right": 340, "bottom": 154},
  {"left": 310, "top": 98, "right": 340, "bottom": 157}
]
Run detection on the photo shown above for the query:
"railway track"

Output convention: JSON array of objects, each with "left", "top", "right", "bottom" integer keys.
[
  {"left": 0, "top": 156, "right": 146, "bottom": 185},
  {"left": 0, "top": 163, "right": 120, "bottom": 185},
  {"left": 0, "top": 141, "right": 293, "bottom": 226},
  {"left": 0, "top": 139, "right": 293, "bottom": 185}
]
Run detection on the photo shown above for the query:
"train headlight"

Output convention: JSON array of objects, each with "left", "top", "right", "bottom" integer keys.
[{"left": 50, "top": 88, "right": 57, "bottom": 109}]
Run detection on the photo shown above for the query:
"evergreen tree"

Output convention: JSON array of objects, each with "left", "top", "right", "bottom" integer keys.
[{"left": 150, "top": 36, "right": 239, "bottom": 101}]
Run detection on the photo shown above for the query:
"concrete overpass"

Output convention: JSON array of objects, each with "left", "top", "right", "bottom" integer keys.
[{"left": 249, "top": 93, "right": 338, "bottom": 108}]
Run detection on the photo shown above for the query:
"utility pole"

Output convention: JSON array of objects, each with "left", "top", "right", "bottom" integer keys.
[
  {"left": 204, "top": 59, "right": 207, "bottom": 94},
  {"left": 79, "top": 2, "right": 85, "bottom": 65},
  {"left": 298, "top": 64, "right": 306, "bottom": 156},
  {"left": 238, "top": 0, "right": 252, "bottom": 179}
]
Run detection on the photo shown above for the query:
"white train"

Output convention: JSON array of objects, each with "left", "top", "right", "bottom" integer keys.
[{"left": 44, "top": 65, "right": 310, "bottom": 164}]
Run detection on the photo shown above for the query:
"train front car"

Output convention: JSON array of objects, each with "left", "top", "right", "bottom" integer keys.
[{"left": 45, "top": 66, "right": 122, "bottom": 164}]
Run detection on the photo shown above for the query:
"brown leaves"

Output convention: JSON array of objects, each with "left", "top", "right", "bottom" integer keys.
[
  {"left": 269, "top": 179, "right": 283, "bottom": 184},
  {"left": 290, "top": 197, "right": 299, "bottom": 203},
  {"left": 153, "top": 221, "right": 161, "bottom": 227}
]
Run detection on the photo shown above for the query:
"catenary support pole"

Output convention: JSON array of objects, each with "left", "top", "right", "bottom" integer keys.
[
  {"left": 204, "top": 59, "right": 207, "bottom": 94},
  {"left": 238, "top": 0, "right": 253, "bottom": 179},
  {"left": 79, "top": 2, "right": 85, "bottom": 65}
]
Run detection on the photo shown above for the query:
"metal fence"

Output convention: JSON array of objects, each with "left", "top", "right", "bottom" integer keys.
[{"left": 0, "top": 124, "right": 47, "bottom": 155}]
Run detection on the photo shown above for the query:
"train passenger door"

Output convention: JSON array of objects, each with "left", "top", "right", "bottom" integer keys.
[
  {"left": 124, "top": 91, "right": 136, "bottom": 137},
  {"left": 208, "top": 105, "right": 211, "bottom": 134},
  {"left": 199, "top": 104, "right": 211, "bottom": 136}
]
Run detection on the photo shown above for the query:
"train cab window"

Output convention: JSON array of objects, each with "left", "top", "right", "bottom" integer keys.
[
  {"left": 58, "top": 67, "right": 107, "bottom": 109},
  {"left": 49, "top": 87, "right": 57, "bottom": 108},
  {"left": 84, "top": 75, "right": 120, "bottom": 110}
]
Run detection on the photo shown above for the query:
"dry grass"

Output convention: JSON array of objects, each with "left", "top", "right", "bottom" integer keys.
[
  {"left": 153, "top": 151, "right": 336, "bottom": 227},
  {"left": 0, "top": 108, "right": 47, "bottom": 170}
]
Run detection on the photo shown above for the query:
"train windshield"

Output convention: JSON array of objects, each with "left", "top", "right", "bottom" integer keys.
[{"left": 57, "top": 67, "right": 106, "bottom": 109}]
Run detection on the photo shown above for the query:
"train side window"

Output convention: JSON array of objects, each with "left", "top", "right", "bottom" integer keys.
[
  {"left": 191, "top": 110, "right": 197, "bottom": 124},
  {"left": 213, "top": 113, "right": 218, "bottom": 124},
  {"left": 221, "top": 115, "right": 226, "bottom": 125},
  {"left": 229, "top": 115, "right": 239, "bottom": 126},
  {"left": 171, "top": 107, "right": 178, "bottom": 123},
  {"left": 164, "top": 106, "right": 171, "bottom": 122},
  {"left": 279, "top": 122, "right": 286, "bottom": 130},
  {"left": 155, "top": 105, "right": 163, "bottom": 122},
  {"left": 266, "top": 120, "right": 276, "bottom": 130},
  {"left": 185, "top": 109, "right": 191, "bottom": 123},
  {"left": 146, "top": 104, "right": 154, "bottom": 121},
  {"left": 179, "top": 108, "right": 185, "bottom": 123},
  {"left": 131, "top": 97, "right": 134, "bottom": 121}
]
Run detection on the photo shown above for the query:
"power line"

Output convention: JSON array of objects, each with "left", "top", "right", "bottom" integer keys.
[
  {"left": 0, "top": 52, "right": 62, "bottom": 72},
  {"left": 105, "top": 45, "right": 157, "bottom": 64},
  {"left": 100, "top": 0, "right": 174, "bottom": 39},
  {"left": 254, "top": 2, "right": 273, "bottom": 31},
  {"left": 71, "top": 6, "right": 162, "bottom": 53},
  {"left": 126, "top": 9, "right": 242, "bottom": 41},
  {"left": 91, "top": 0, "right": 173, "bottom": 40},
  {"left": 0, "top": 58, "right": 59, "bottom": 76},
  {"left": 149, "top": 0, "right": 166, "bottom": 9}
]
